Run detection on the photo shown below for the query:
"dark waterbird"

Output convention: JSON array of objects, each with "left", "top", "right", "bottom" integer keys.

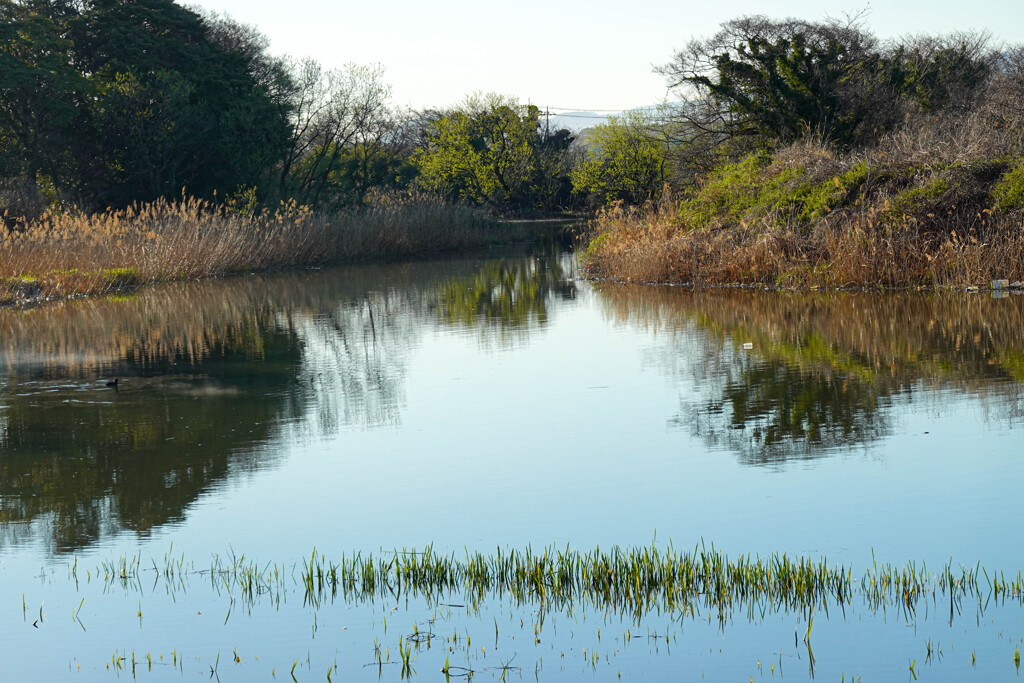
[{"left": 105, "top": 378, "right": 119, "bottom": 388}]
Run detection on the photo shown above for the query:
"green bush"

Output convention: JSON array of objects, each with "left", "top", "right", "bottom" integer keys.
[
  {"left": 992, "top": 159, "right": 1024, "bottom": 211},
  {"left": 678, "top": 153, "right": 873, "bottom": 231}
]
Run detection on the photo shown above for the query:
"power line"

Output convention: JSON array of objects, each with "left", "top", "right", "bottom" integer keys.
[{"left": 546, "top": 107, "right": 631, "bottom": 113}]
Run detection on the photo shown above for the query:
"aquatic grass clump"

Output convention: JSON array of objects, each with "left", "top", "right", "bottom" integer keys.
[
  {"left": 295, "top": 544, "right": 1023, "bottom": 626},
  {"left": 83, "top": 545, "right": 1024, "bottom": 628}
]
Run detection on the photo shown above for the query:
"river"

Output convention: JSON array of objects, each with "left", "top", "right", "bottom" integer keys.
[{"left": 1, "top": 246, "right": 1022, "bottom": 680}]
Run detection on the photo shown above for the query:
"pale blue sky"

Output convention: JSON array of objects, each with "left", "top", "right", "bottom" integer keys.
[{"left": 191, "top": 0, "right": 1023, "bottom": 112}]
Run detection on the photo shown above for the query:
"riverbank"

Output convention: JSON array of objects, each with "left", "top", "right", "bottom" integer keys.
[
  {"left": 582, "top": 140, "right": 1024, "bottom": 290},
  {"left": 0, "top": 195, "right": 536, "bottom": 307}
]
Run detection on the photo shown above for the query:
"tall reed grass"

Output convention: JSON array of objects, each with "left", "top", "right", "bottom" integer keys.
[
  {"left": 583, "top": 188, "right": 1024, "bottom": 289},
  {"left": 0, "top": 194, "right": 515, "bottom": 305}
]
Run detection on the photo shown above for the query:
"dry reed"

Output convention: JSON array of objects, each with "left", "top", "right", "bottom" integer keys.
[
  {"left": 0, "top": 195, "right": 513, "bottom": 305},
  {"left": 583, "top": 177, "right": 1024, "bottom": 289}
]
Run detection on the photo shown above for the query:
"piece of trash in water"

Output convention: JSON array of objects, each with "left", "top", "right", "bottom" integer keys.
[{"left": 742, "top": 342, "right": 754, "bottom": 350}]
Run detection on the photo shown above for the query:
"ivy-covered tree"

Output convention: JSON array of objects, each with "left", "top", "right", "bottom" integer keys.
[
  {"left": 658, "top": 16, "right": 880, "bottom": 149},
  {"left": 657, "top": 16, "right": 994, "bottom": 153}
]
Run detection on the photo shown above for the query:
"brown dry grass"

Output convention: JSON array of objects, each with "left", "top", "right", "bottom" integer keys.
[
  {"left": 583, "top": 199, "right": 1024, "bottom": 288},
  {"left": 0, "top": 194, "right": 513, "bottom": 305}
]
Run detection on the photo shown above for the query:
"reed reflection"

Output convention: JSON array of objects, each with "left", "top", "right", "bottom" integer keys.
[
  {"left": 0, "top": 250, "right": 572, "bottom": 551},
  {"left": 597, "top": 285, "right": 1024, "bottom": 463},
  {"left": 0, "top": 286, "right": 302, "bottom": 552}
]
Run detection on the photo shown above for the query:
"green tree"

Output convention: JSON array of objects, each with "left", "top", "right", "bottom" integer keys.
[
  {"left": 306, "top": 140, "right": 412, "bottom": 206},
  {"left": 412, "top": 93, "right": 574, "bottom": 212},
  {"left": 1, "top": 0, "right": 293, "bottom": 210},
  {"left": 69, "top": 0, "right": 292, "bottom": 206},
  {"left": 657, "top": 16, "right": 994, "bottom": 154},
  {"left": 571, "top": 111, "right": 665, "bottom": 207},
  {"left": 90, "top": 69, "right": 200, "bottom": 202},
  {"left": 0, "top": 0, "right": 88, "bottom": 204}
]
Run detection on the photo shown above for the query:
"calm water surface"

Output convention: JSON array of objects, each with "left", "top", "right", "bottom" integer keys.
[{"left": 1, "top": 248, "right": 1022, "bottom": 680}]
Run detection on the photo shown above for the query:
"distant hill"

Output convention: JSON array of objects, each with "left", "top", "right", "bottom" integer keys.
[
  {"left": 546, "top": 111, "right": 613, "bottom": 133},
  {"left": 545, "top": 104, "right": 676, "bottom": 138},
  {"left": 546, "top": 104, "right": 678, "bottom": 149}
]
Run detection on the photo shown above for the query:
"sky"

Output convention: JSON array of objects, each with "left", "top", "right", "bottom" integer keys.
[{"left": 190, "top": 0, "right": 1024, "bottom": 114}]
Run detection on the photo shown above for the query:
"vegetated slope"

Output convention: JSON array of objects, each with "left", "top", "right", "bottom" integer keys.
[
  {"left": 583, "top": 20, "right": 1024, "bottom": 289},
  {"left": 585, "top": 149, "right": 1024, "bottom": 289}
]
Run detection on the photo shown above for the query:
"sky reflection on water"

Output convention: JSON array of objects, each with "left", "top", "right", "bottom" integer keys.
[
  {"left": 0, "top": 253, "right": 1021, "bottom": 563},
  {"left": 1, "top": 250, "right": 1023, "bottom": 680}
]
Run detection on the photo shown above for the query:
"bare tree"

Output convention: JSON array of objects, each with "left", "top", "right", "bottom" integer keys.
[{"left": 277, "top": 60, "right": 394, "bottom": 207}]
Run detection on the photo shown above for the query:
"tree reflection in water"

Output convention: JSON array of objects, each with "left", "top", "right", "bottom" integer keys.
[
  {"left": 0, "top": 249, "right": 573, "bottom": 552},
  {"left": 596, "top": 284, "right": 1024, "bottom": 464}
]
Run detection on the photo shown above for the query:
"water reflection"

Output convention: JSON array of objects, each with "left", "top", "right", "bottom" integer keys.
[
  {"left": 0, "top": 250, "right": 571, "bottom": 552},
  {"left": 291, "top": 255, "right": 574, "bottom": 431},
  {"left": 597, "top": 285, "right": 1024, "bottom": 463},
  {"left": 0, "top": 290, "right": 302, "bottom": 552},
  {"left": 682, "top": 358, "right": 891, "bottom": 463},
  {"left": 9, "top": 251, "right": 1021, "bottom": 553},
  {"left": 432, "top": 257, "right": 575, "bottom": 343}
]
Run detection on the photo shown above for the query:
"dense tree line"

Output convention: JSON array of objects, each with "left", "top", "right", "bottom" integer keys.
[
  {"left": 3, "top": 4, "right": 1015, "bottom": 223},
  {"left": 1, "top": 0, "right": 293, "bottom": 212},
  {"left": 573, "top": 16, "right": 1011, "bottom": 205},
  {"left": 0, "top": 0, "right": 580, "bottom": 220}
]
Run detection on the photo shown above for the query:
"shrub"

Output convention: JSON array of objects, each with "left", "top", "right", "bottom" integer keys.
[{"left": 992, "top": 159, "right": 1024, "bottom": 211}]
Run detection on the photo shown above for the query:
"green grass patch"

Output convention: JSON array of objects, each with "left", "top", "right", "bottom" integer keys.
[
  {"left": 678, "top": 154, "right": 875, "bottom": 232},
  {"left": 100, "top": 268, "right": 142, "bottom": 290},
  {"left": 992, "top": 158, "right": 1024, "bottom": 211},
  {"left": 882, "top": 176, "right": 950, "bottom": 223},
  {"left": 679, "top": 154, "right": 778, "bottom": 228},
  {"left": 799, "top": 161, "right": 872, "bottom": 221}
]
